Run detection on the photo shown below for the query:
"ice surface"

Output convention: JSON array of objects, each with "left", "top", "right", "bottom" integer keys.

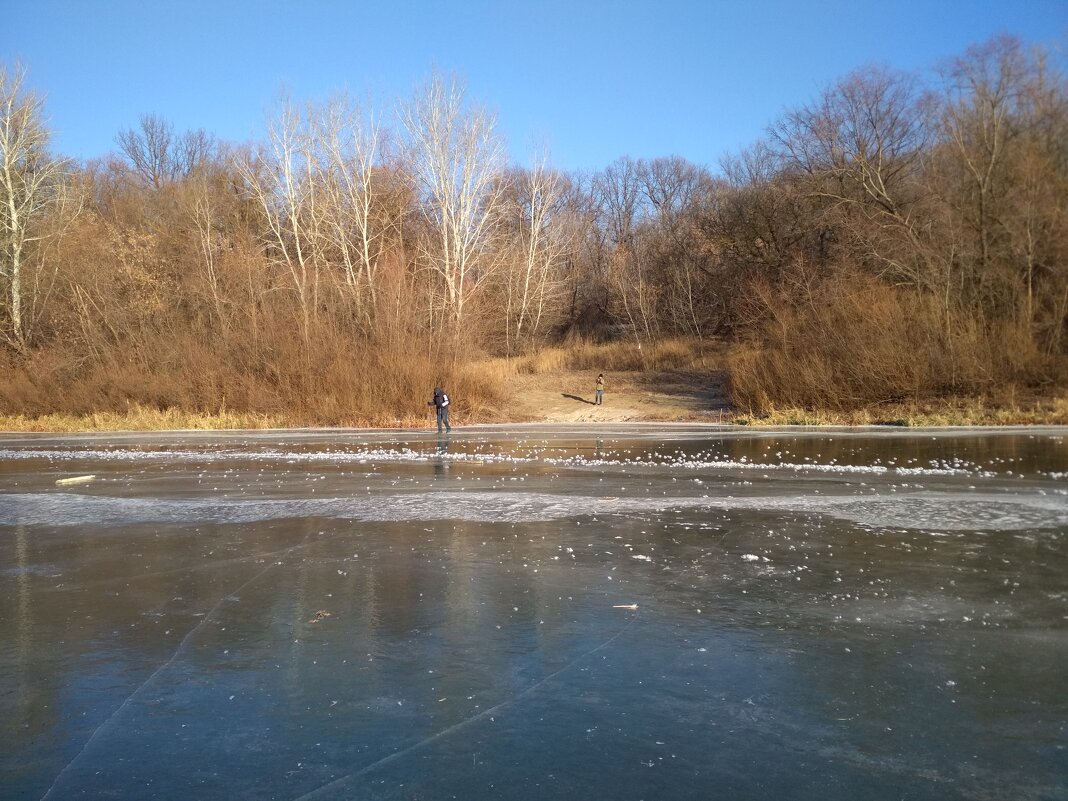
[
  {"left": 1, "top": 487, "right": 1065, "bottom": 532},
  {"left": 1, "top": 427, "right": 1065, "bottom": 800}
]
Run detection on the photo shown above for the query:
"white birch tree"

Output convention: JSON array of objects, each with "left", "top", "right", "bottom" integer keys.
[
  {"left": 505, "top": 157, "right": 573, "bottom": 349},
  {"left": 315, "top": 97, "right": 388, "bottom": 312},
  {"left": 401, "top": 73, "right": 505, "bottom": 328},
  {"left": 0, "top": 64, "right": 70, "bottom": 351},
  {"left": 238, "top": 96, "right": 325, "bottom": 342}
]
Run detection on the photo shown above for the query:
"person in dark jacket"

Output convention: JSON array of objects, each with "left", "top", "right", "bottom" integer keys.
[{"left": 429, "top": 386, "right": 452, "bottom": 433}]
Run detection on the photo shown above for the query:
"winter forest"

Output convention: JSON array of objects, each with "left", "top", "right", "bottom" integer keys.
[{"left": 1, "top": 35, "right": 1066, "bottom": 424}]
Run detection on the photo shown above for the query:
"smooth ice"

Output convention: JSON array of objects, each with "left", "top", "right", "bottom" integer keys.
[{"left": 1, "top": 425, "right": 1066, "bottom": 800}]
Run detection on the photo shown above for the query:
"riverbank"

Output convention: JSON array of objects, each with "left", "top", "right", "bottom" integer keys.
[
  {"left": 502, "top": 369, "right": 1068, "bottom": 426},
  {"left": 2, "top": 340, "right": 1066, "bottom": 431},
  {"left": 1, "top": 378, "right": 1065, "bottom": 431}
]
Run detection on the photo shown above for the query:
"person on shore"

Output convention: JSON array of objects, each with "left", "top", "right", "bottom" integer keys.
[
  {"left": 595, "top": 373, "right": 604, "bottom": 405},
  {"left": 429, "top": 386, "right": 452, "bottom": 433}
]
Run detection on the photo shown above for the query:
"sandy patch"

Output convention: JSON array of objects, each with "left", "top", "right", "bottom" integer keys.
[{"left": 505, "top": 369, "right": 731, "bottom": 423}]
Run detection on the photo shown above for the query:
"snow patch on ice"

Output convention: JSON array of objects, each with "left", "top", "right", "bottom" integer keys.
[
  {"left": 0, "top": 445, "right": 1005, "bottom": 479},
  {"left": 2, "top": 488, "right": 1064, "bottom": 532}
]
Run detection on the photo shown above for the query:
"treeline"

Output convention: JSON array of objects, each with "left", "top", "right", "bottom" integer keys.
[{"left": 1, "top": 35, "right": 1065, "bottom": 421}]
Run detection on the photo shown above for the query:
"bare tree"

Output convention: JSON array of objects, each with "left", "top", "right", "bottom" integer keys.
[
  {"left": 637, "top": 156, "right": 715, "bottom": 336},
  {"left": 0, "top": 63, "right": 71, "bottom": 350},
  {"left": 771, "top": 66, "right": 939, "bottom": 291},
  {"left": 401, "top": 73, "right": 506, "bottom": 328},
  {"left": 188, "top": 172, "right": 228, "bottom": 328},
  {"left": 934, "top": 34, "right": 1068, "bottom": 338},
  {"left": 989, "top": 47, "right": 1068, "bottom": 337},
  {"left": 717, "top": 140, "right": 806, "bottom": 277},
  {"left": 238, "top": 97, "right": 325, "bottom": 342},
  {"left": 944, "top": 38, "right": 1025, "bottom": 286},
  {"left": 639, "top": 155, "right": 703, "bottom": 222},
  {"left": 593, "top": 156, "right": 643, "bottom": 247},
  {"left": 176, "top": 128, "right": 215, "bottom": 177},
  {"left": 117, "top": 113, "right": 173, "bottom": 189},
  {"left": 502, "top": 156, "right": 574, "bottom": 350},
  {"left": 593, "top": 157, "right": 660, "bottom": 343},
  {"left": 315, "top": 96, "right": 390, "bottom": 312},
  {"left": 117, "top": 113, "right": 215, "bottom": 188}
]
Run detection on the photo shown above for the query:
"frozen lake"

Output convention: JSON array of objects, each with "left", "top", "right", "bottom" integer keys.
[{"left": 1, "top": 425, "right": 1066, "bottom": 800}]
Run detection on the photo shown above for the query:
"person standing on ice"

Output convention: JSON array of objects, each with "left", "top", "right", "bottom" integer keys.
[
  {"left": 429, "top": 386, "right": 452, "bottom": 433},
  {"left": 595, "top": 373, "right": 605, "bottom": 405}
]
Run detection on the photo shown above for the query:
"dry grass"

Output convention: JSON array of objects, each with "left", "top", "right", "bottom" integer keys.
[
  {"left": 0, "top": 308, "right": 511, "bottom": 430},
  {"left": 510, "top": 338, "right": 722, "bottom": 375},
  {"left": 0, "top": 405, "right": 286, "bottom": 433},
  {"left": 3, "top": 327, "right": 1064, "bottom": 430},
  {"left": 734, "top": 395, "right": 1068, "bottom": 427}
]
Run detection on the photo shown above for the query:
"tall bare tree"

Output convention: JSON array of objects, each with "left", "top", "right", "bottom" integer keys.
[
  {"left": 936, "top": 34, "right": 1042, "bottom": 326},
  {"left": 315, "top": 97, "right": 390, "bottom": 312},
  {"left": 503, "top": 157, "right": 573, "bottom": 350},
  {"left": 772, "top": 66, "right": 939, "bottom": 291},
  {"left": 239, "top": 97, "right": 327, "bottom": 342},
  {"left": 401, "top": 73, "right": 506, "bottom": 329},
  {"left": 593, "top": 157, "right": 659, "bottom": 343},
  {"left": 593, "top": 156, "right": 643, "bottom": 248},
  {"left": 117, "top": 113, "right": 214, "bottom": 188},
  {"left": 0, "top": 64, "right": 70, "bottom": 350},
  {"left": 637, "top": 156, "right": 716, "bottom": 336}
]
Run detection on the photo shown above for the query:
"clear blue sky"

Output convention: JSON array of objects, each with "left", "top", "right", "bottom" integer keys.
[{"left": 2, "top": 0, "right": 1066, "bottom": 172}]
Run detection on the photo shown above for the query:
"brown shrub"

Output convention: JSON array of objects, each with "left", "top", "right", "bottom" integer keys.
[
  {"left": 513, "top": 338, "right": 717, "bottom": 374},
  {"left": 726, "top": 274, "right": 1063, "bottom": 413},
  {"left": 0, "top": 305, "right": 505, "bottom": 426}
]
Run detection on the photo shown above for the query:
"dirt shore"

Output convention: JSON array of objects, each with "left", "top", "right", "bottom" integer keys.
[
  {"left": 505, "top": 369, "right": 732, "bottom": 423},
  {"left": 497, "top": 369, "right": 1068, "bottom": 427}
]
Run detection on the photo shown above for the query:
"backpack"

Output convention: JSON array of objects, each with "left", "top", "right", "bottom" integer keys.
[{"left": 441, "top": 393, "right": 450, "bottom": 407}]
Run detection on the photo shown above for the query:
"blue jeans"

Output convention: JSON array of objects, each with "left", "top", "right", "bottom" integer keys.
[
  {"left": 437, "top": 406, "right": 451, "bottom": 433},
  {"left": 595, "top": 389, "right": 603, "bottom": 405}
]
